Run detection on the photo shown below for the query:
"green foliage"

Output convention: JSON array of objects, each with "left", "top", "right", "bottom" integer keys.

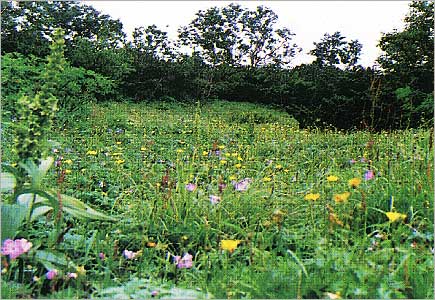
[
  {"left": 1, "top": 100, "right": 434, "bottom": 298},
  {"left": 377, "top": 0, "right": 434, "bottom": 128},
  {"left": 95, "top": 277, "right": 211, "bottom": 299},
  {"left": 309, "top": 31, "right": 363, "bottom": 68},
  {"left": 178, "top": 3, "right": 300, "bottom": 68}
]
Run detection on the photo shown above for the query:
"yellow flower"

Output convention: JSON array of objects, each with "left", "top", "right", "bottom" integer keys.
[
  {"left": 385, "top": 212, "right": 406, "bottom": 222},
  {"left": 304, "top": 193, "right": 320, "bottom": 201},
  {"left": 112, "top": 152, "right": 123, "bottom": 156},
  {"left": 220, "top": 240, "right": 241, "bottom": 253},
  {"left": 202, "top": 151, "right": 209, "bottom": 156},
  {"left": 64, "top": 169, "right": 72, "bottom": 174},
  {"left": 231, "top": 152, "right": 238, "bottom": 157},
  {"left": 237, "top": 156, "right": 243, "bottom": 161},
  {"left": 235, "top": 163, "right": 242, "bottom": 169},
  {"left": 86, "top": 150, "right": 97, "bottom": 155},
  {"left": 263, "top": 177, "right": 272, "bottom": 182},
  {"left": 218, "top": 145, "right": 225, "bottom": 150},
  {"left": 116, "top": 141, "right": 122, "bottom": 145},
  {"left": 76, "top": 266, "right": 86, "bottom": 276},
  {"left": 220, "top": 160, "right": 227, "bottom": 165},
  {"left": 229, "top": 175, "right": 237, "bottom": 181},
  {"left": 115, "top": 159, "right": 125, "bottom": 164},
  {"left": 272, "top": 209, "right": 286, "bottom": 224},
  {"left": 64, "top": 159, "right": 73, "bottom": 165},
  {"left": 327, "top": 175, "right": 339, "bottom": 182},
  {"left": 348, "top": 177, "right": 361, "bottom": 188},
  {"left": 333, "top": 192, "right": 351, "bottom": 203},
  {"left": 176, "top": 149, "right": 184, "bottom": 153},
  {"left": 225, "top": 153, "right": 231, "bottom": 157},
  {"left": 140, "top": 147, "right": 146, "bottom": 151}
]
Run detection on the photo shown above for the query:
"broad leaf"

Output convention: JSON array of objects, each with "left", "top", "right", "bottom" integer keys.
[
  {"left": 1, "top": 172, "right": 16, "bottom": 192},
  {"left": 1, "top": 204, "right": 27, "bottom": 240},
  {"left": 35, "top": 250, "right": 68, "bottom": 271}
]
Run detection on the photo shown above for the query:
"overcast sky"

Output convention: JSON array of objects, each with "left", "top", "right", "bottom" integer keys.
[{"left": 85, "top": 1, "right": 411, "bottom": 67}]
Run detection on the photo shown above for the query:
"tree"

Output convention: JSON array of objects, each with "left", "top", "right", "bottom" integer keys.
[
  {"left": 377, "top": 0, "right": 434, "bottom": 127},
  {"left": 309, "top": 31, "right": 362, "bottom": 68},
  {"left": 239, "top": 6, "right": 300, "bottom": 67},
  {"left": 178, "top": 3, "right": 300, "bottom": 68},
  {"left": 1, "top": 1, "right": 127, "bottom": 57}
]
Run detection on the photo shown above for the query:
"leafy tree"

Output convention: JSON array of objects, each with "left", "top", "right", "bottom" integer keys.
[
  {"left": 239, "top": 6, "right": 300, "bottom": 67},
  {"left": 309, "top": 31, "right": 362, "bottom": 68},
  {"left": 178, "top": 3, "right": 300, "bottom": 68},
  {"left": 377, "top": 0, "right": 434, "bottom": 127},
  {"left": 1, "top": 1, "right": 126, "bottom": 57}
]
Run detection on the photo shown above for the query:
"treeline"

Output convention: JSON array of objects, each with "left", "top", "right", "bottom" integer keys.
[{"left": 1, "top": 1, "right": 433, "bottom": 130}]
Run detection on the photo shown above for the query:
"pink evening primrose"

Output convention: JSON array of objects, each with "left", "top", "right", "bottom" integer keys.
[
  {"left": 46, "top": 269, "right": 58, "bottom": 280},
  {"left": 185, "top": 183, "right": 197, "bottom": 192},
  {"left": 209, "top": 195, "right": 221, "bottom": 204},
  {"left": 123, "top": 249, "right": 140, "bottom": 260},
  {"left": 1, "top": 238, "right": 32, "bottom": 260},
  {"left": 174, "top": 253, "right": 193, "bottom": 269},
  {"left": 232, "top": 178, "right": 252, "bottom": 192},
  {"left": 364, "top": 170, "right": 375, "bottom": 180}
]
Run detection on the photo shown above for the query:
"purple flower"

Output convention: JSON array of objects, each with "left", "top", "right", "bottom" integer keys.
[
  {"left": 46, "top": 269, "right": 58, "bottom": 280},
  {"left": 349, "top": 159, "right": 356, "bottom": 164},
  {"left": 185, "top": 183, "right": 197, "bottom": 192},
  {"left": 360, "top": 157, "right": 367, "bottom": 163},
  {"left": 174, "top": 253, "right": 193, "bottom": 269},
  {"left": 209, "top": 195, "right": 221, "bottom": 204},
  {"left": 232, "top": 178, "right": 252, "bottom": 192},
  {"left": 364, "top": 170, "right": 374, "bottom": 181},
  {"left": 99, "top": 252, "right": 105, "bottom": 260},
  {"left": 1, "top": 238, "right": 32, "bottom": 260},
  {"left": 151, "top": 290, "right": 159, "bottom": 297}
]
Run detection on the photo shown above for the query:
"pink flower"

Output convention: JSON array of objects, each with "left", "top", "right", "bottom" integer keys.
[
  {"left": 123, "top": 249, "right": 137, "bottom": 259},
  {"left": 46, "top": 269, "right": 58, "bottom": 280},
  {"left": 185, "top": 183, "right": 197, "bottom": 192},
  {"left": 209, "top": 195, "right": 221, "bottom": 204},
  {"left": 99, "top": 252, "right": 105, "bottom": 260},
  {"left": 1, "top": 238, "right": 32, "bottom": 260},
  {"left": 67, "top": 272, "right": 78, "bottom": 279},
  {"left": 151, "top": 290, "right": 159, "bottom": 297},
  {"left": 232, "top": 178, "right": 252, "bottom": 192},
  {"left": 174, "top": 253, "right": 193, "bottom": 269},
  {"left": 349, "top": 159, "right": 356, "bottom": 164},
  {"left": 364, "top": 170, "right": 374, "bottom": 180}
]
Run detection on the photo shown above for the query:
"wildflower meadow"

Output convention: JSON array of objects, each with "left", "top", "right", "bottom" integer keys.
[
  {"left": 1, "top": 1, "right": 434, "bottom": 299},
  {"left": 2, "top": 97, "right": 433, "bottom": 298}
]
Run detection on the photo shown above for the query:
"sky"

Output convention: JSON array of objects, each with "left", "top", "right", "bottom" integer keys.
[{"left": 85, "top": 1, "right": 411, "bottom": 67}]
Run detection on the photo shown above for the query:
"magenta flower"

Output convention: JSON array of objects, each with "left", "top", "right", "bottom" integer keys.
[
  {"left": 174, "top": 253, "right": 193, "bottom": 269},
  {"left": 209, "top": 195, "right": 221, "bottom": 204},
  {"left": 364, "top": 170, "right": 374, "bottom": 180},
  {"left": 232, "top": 178, "right": 252, "bottom": 192},
  {"left": 349, "top": 159, "right": 356, "bottom": 164},
  {"left": 1, "top": 238, "right": 32, "bottom": 260},
  {"left": 185, "top": 183, "right": 197, "bottom": 192},
  {"left": 46, "top": 269, "right": 58, "bottom": 280},
  {"left": 99, "top": 252, "right": 105, "bottom": 260}
]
